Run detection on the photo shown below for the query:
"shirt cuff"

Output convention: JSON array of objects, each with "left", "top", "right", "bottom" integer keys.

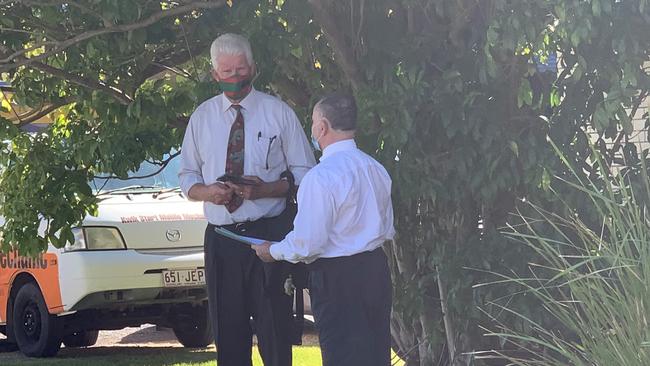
[
  {"left": 270, "top": 241, "right": 291, "bottom": 262},
  {"left": 179, "top": 175, "right": 204, "bottom": 199}
]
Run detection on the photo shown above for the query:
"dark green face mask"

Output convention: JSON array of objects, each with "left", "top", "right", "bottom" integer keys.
[{"left": 219, "top": 75, "right": 252, "bottom": 100}]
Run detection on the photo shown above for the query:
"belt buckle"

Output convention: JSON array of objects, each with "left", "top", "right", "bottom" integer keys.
[{"left": 234, "top": 222, "right": 247, "bottom": 233}]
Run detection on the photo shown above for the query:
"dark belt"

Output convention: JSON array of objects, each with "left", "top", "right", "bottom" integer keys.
[
  {"left": 208, "top": 216, "right": 274, "bottom": 236},
  {"left": 307, "top": 246, "right": 385, "bottom": 270}
]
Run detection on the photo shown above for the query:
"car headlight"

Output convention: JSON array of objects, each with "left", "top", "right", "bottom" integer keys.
[{"left": 65, "top": 227, "right": 126, "bottom": 251}]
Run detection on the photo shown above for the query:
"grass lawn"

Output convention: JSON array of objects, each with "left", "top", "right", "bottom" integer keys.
[
  {"left": 0, "top": 345, "right": 321, "bottom": 366},
  {"left": 0, "top": 325, "right": 404, "bottom": 366},
  {"left": 0, "top": 345, "right": 405, "bottom": 365}
]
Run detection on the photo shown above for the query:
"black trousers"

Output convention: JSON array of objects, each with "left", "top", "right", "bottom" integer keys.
[
  {"left": 308, "top": 247, "right": 392, "bottom": 366},
  {"left": 204, "top": 220, "right": 292, "bottom": 366}
]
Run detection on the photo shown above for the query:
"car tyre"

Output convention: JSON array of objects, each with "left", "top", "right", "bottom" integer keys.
[
  {"left": 172, "top": 305, "right": 213, "bottom": 348},
  {"left": 63, "top": 330, "right": 99, "bottom": 348},
  {"left": 12, "top": 283, "right": 62, "bottom": 357}
]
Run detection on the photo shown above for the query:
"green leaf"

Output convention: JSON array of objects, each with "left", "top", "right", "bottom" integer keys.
[
  {"left": 618, "top": 107, "right": 633, "bottom": 135},
  {"left": 86, "top": 42, "right": 98, "bottom": 58},
  {"left": 602, "top": 0, "right": 612, "bottom": 13},
  {"left": 487, "top": 27, "right": 498, "bottom": 44},
  {"left": 0, "top": 17, "right": 14, "bottom": 27},
  {"left": 570, "top": 31, "right": 581, "bottom": 47},
  {"left": 592, "top": 0, "right": 601, "bottom": 17},
  {"left": 517, "top": 79, "right": 533, "bottom": 107},
  {"left": 509, "top": 141, "right": 519, "bottom": 158},
  {"left": 541, "top": 168, "right": 551, "bottom": 191},
  {"left": 550, "top": 89, "right": 561, "bottom": 107},
  {"left": 290, "top": 46, "right": 302, "bottom": 58}
]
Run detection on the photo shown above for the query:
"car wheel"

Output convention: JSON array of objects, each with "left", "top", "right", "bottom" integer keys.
[
  {"left": 63, "top": 330, "right": 99, "bottom": 348},
  {"left": 172, "top": 305, "right": 213, "bottom": 348},
  {"left": 12, "top": 283, "right": 62, "bottom": 357}
]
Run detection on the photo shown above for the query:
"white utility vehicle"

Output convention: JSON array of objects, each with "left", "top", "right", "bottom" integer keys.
[{"left": 0, "top": 154, "right": 211, "bottom": 357}]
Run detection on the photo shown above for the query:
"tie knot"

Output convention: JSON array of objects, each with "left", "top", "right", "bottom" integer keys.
[{"left": 231, "top": 104, "right": 242, "bottom": 111}]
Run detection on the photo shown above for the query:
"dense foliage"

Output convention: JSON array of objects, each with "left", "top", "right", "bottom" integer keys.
[{"left": 1, "top": 1, "right": 649, "bottom": 365}]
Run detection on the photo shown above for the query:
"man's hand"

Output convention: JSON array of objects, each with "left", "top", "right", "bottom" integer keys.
[
  {"left": 252, "top": 241, "right": 276, "bottom": 263},
  {"left": 226, "top": 176, "right": 265, "bottom": 201},
  {"left": 205, "top": 182, "right": 234, "bottom": 205}
]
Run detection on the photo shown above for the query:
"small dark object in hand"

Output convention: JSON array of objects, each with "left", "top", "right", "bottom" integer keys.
[{"left": 216, "top": 174, "right": 259, "bottom": 186}]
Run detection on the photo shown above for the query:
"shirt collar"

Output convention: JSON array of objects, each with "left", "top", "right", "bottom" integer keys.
[
  {"left": 320, "top": 139, "right": 357, "bottom": 161},
  {"left": 219, "top": 87, "right": 258, "bottom": 113}
]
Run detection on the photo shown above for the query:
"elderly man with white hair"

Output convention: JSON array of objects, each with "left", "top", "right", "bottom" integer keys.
[{"left": 179, "top": 33, "right": 315, "bottom": 366}]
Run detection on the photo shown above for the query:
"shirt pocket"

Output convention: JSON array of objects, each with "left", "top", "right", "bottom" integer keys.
[{"left": 252, "top": 133, "right": 286, "bottom": 171}]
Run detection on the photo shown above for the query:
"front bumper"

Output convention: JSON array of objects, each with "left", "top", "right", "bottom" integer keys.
[{"left": 57, "top": 248, "right": 206, "bottom": 312}]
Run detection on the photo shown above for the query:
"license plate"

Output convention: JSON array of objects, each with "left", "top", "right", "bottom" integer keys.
[{"left": 162, "top": 268, "right": 206, "bottom": 287}]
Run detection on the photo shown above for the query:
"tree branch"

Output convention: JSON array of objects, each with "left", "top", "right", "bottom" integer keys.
[
  {"left": 139, "top": 37, "right": 213, "bottom": 83},
  {"left": 16, "top": 98, "right": 73, "bottom": 127},
  {"left": 93, "top": 151, "right": 181, "bottom": 181},
  {"left": 169, "top": 115, "right": 190, "bottom": 130},
  {"left": 308, "top": 0, "right": 365, "bottom": 91},
  {"left": 270, "top": 75, "right": 311, "bottom": 109},
  {"left": 0, "top": 0, "right": 226, "bottom": 72},
  {"left": 151, "top": 62, "right": 194, "bottom": 79},
  {"left": 0, "top": 41, "right": 58, "bottom": 64},
  {"left": 31, "top": 62, "right": 133, "bottom": 105},
  {"left": 436, "top": 266, "right": 457, "bottom": 365},
  {"left": 0, "top": 27, "right": 51, "bottom": 37}
]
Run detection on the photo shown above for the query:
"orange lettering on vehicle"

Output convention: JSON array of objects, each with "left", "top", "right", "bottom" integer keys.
[{"left": 0, "top": 252, "right": 63, "bottom": 324}]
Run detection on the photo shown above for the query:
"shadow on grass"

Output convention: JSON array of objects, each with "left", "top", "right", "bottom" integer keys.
[
  {"left": 117, "top": 325, "right": 179, "bottom": 344},
  {"left": 0, "top": 346, "right": 217, "bottom": 366}
]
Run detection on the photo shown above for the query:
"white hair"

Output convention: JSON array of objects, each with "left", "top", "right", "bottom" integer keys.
[{"left": 210, "top": 33, "right": 254, "bottom": 70}]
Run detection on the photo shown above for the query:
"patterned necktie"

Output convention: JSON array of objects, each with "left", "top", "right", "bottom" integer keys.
[{"left": 225, "top": 104, "right": 244, "bottom": 213}]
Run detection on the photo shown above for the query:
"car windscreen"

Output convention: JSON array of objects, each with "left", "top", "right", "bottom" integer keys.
[{"left": 91, "top": 153, "right": 181, "bottom": 193}]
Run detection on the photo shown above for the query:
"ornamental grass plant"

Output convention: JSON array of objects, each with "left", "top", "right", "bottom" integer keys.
[{"left": 479, "top": 148, "right": 650, "bottom": 366}]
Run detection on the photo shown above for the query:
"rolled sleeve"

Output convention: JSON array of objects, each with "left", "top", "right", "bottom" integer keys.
[
  {"left": 269, "top": 173, "right": 333, "bottom": 263},
  {"left": 281, "top": 107, "right": 316, "bottom": 185},
  {"left": 178, "top": 115, "right": 205, "bottom": 199}
]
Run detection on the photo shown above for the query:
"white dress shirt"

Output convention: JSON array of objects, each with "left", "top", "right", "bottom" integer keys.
[
  {"left": 179, "top": 88, "right": 316, "bottom": 225},
  {"left": 270, "top": 139, "right": 396, "bottom": 264}
]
